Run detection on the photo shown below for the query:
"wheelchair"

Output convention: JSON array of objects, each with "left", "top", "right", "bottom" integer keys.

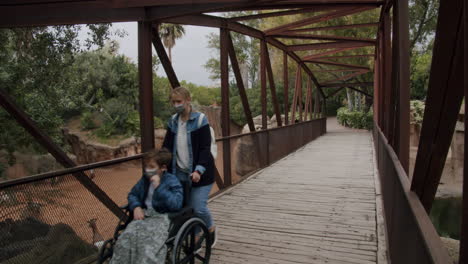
[{"left": 97, "top": 180, "right": 212, "bottom": 264}]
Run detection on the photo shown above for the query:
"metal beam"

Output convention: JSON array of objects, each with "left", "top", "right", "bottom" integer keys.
[
  {"left": 286, "top": 22, "right": 379, "bottom": 33},
  {"left": 321, "top": 82, "right": 374, "bottom": 88},
  {"left": 322, "top": 70, "right": 369, "bottom": 84},
  {"left": 265, "top": 6, "right": 377, "bottom": 34},
  {"left": 410, "top": 0, "right": 464, "bottom": 212},
  {"left": 287, "top": 41, "right": 374, "bottom": 51},
  {"left": 227, "top": 32, "right": 255, "bottom": 132},
  {"left": 302, "top": 47, "right": 363, "bottom": 60},
  {"left": 264, "top": 41, "right": 283, "bottom": 127},
  {"left": 164, "top": 14, "right": 322, "bottom": 88},
  {"left": 346, "top": 86, "right": 373, "bottom": 98},
  {"left": 269, "top": 33, "right": 376, "bottom": 43},
  {"left": 152, "top": 26, "right": 180, "bottom": 89},
  {"left": 393, "top": 0, "right": 410, "bottom": 173},
  {"left": 325, "top": 86, "right": 346, "bottom": 99},
  {"left": 319, "top": 54, "right": 375, "bottom": 59},
  {"left": 305, "top": 59, "right": 370, "bottom": 70},
  {"left": 290, "top": 66, "right": 301, "bottom": 123},
  {"left": 311, "top": 68, "right": 359, "bottom": 73},
  {"left": 260, "top": 39, "right": 268, "bottom": 130},
  {"left": 0, "top": 2, "right": 242, "bottom": 28},
  {"left": 228, "top": 6, "right": 346, "bottom": 22},
  {"left": 220, "top": 28, "right": 231, "bottom": 187},
  {"left": 0, "top": 88, "right": 126, "bottom": 220},
  {"left": 462, "top": 0, "right": 468, "bottom": 261},
  {"left": 283, "top": 52, "right": 289, "bottom": 125},
  {"left": 138, "top": 21, "right": 155, "bottom": 152}
]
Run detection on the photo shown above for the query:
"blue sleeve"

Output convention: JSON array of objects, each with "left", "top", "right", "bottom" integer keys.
[
  {"left": 153, "top": 175, "right": 183, "bottom": 212},
  {"left": 127, "top": 178, "right": 144, "bottom": 212}
]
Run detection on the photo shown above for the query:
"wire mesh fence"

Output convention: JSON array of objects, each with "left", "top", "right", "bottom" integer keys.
[{"left": 0, "top": 156, "right": 142, "bottom": 264}]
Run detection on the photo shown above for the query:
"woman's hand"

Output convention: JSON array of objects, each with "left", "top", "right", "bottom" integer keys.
[
  {"left": 133, "top": 207, "right": 145, "bottom": 220},
  {"left": 191, "top": 171, "right": 201, "bottom": 183}
]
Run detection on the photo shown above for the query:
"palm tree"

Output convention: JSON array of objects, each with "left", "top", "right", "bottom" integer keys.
[{"left": 158, "top": 23, "right": 185, "bottom": 63}]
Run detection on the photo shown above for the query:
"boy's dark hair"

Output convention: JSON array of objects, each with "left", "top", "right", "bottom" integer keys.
[{"left": 143, "top": 148, "right": 172, "bottom": 168}]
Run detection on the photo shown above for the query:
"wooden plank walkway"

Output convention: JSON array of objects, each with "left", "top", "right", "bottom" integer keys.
[{"left": 209, "top": 119, "right": 382, "bottom": 264}]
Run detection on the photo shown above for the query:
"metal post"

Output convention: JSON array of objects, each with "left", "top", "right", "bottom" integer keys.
[
  {"left": 260, "top": 39, "right": 268, "bottom": 130},
  {"left": 283, "top": 52, "right": 289, "bottom": 125},
  {"left": 227, "top": 32, "right": 255, "bottom": 132},
  {"left": 397, "top": 0, "right": 410, "bottom": 173},
  {"left": 138, "top": 21, "right": 155, "bottom": 153},
  {"left": 290, "top": 67, "right": 299, "bottom": 124},
  {"left": 264, "top": 41, "right": 282, "bottom": 127},
  {"left": 152, "top": 26, "right": 180, "bottom": 89},
  {"left": 220, "top": 28, "right": 231, "bottom": 186},
  {"left": 460, "top": 1, "right": 468, "bottom": 262},
  {"left": 383, "top": 10, "right": 393, "bottom": 138}
]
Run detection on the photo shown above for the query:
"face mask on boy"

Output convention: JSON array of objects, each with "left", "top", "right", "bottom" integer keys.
[{"left": 144, "top": 167, "right": 159, "bottom": 179}]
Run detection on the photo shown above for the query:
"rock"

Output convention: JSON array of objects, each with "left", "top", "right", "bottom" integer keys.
[
  {"left": 270, "top": 114, "right": 285, "bottom": 126},
  {"left": 233, "top": 135, "right": 262, "bottom": 176},
  {"left": 155, "top": 129, "right": 167, "bottom": 150},
  {"left": 440, "top": 237, "right": 459, "bottom": 264},
  {"left": 62, "top": 128, "right": 141, "bottom": 164}
]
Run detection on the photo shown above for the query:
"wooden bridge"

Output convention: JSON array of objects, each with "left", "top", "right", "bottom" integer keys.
[
  {"left": 210, "top": 119, "right": 384, "bottom": 264},
  {"left": 0, "top": 1, "right": 467, "bottom": 264}
]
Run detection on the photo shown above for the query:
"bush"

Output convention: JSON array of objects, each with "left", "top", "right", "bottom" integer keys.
[
  {"left": 410, "top": 100, "right": 425, "bottom": 125},
  {"left": 95, "top": 98, "right": 138, "bottom": 137},
  {"left": 337, "top": 107, "right": 373, "bottom": 130},
  {"left": 80, "top": 111, "right": 97, "bottom": 130}
]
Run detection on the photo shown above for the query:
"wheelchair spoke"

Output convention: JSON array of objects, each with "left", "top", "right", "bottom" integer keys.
[{"left": 194, "top": 254, "right": 206, "bottom": 262}]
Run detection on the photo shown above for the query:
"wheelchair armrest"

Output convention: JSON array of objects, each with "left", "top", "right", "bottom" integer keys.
[{"left": 168, "top": 207, "right": 194, "bottom": 221}]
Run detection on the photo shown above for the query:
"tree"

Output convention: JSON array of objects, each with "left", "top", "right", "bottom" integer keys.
[
  {"left": 0, "top": 24, "right": 114, "bottom": 160},
  {"left": 158, "top": 24, "right": 185, "bottom": 63},
  {"left": 204, "top": 12, "right": 260, "bottom": 88}
]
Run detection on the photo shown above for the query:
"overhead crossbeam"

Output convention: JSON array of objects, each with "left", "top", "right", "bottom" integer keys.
[
  {"left": 227, "top": 5, "right": 353, "bottom": 22},
  {"left": 287, "top": 41, "right": 374, "bottom": 51},
  {"left": 265, "top": 5, "right": 377, "bottom": 35},
  {"left": 320, "top": 54, "right": 375, "bottom": 59},
  {"left": 321, "top": 82, "right": 374, "bottom": 88},
  {"left": 322, "top": 69, "right": 370, "bottom": 84},
  {"left": 268, "top": 33, "right": 376, "bottom": 43},
  {"left": 304, "top": 59, "right": 370, "bottom": 70},
  {"left": 285, "top": 22, "right": 379, "bottom": 33},
  {"left": 302, "top": 46, "right": 365, "bottom": 60}
]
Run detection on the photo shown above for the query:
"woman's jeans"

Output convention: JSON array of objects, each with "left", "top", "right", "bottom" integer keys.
[{"left": 175, "top": 169, "right": 214, "bottom": 230}]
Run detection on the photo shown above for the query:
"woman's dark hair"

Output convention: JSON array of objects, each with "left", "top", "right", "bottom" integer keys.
[{"left": 143, "top": 148, "right": 172, "bottom": 168}]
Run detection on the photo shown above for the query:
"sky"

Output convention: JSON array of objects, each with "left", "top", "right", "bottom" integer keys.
[{"left": 81, "top": 22, "right": 219, "bottom": 87}]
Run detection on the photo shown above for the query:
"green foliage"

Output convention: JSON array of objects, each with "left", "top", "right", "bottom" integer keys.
[
  {"left": 80, "top": 111, "right": 97, "bottom": 130},
  {"left": 0, "top": 25, "right": 114, "bottom": 156},
  {"left": 95, "top": 98, "right": 138, "bottom": 137},
  {"left": 410, "top": 51, "right": 432, "bottom": 99},
  {"left": 410, "top": 100, "right": 425, "bottom": 125},
  {"left": 337, "top": 107, "right": 373, "bottom": 130}
]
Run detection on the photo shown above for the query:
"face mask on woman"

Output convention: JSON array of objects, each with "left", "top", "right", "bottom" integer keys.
[{"left": 174, "top": 103, "right": 185, "bottom": 114}]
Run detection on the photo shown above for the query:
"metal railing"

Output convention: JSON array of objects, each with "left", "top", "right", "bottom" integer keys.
[
  {"left": 0, "top": 118, "right": 327, "bottom": 263},
  {"left": 373, "top": 123, "right": 451, "bottom": 263},
  {"left": 0, "top": 155, "right": 143, "bottom": 264}
]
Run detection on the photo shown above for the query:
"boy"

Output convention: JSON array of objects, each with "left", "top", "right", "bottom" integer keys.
[
  {"left": 128, "top": 148, "right": 183, "bottom": 217},
  {"left": 110, "top": 148, "right": 183, "bottom": 264}
]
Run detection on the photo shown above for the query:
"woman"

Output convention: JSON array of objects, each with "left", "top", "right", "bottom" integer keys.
[{"left": 162, "top": 86, "right": 217, "bottom": 247}]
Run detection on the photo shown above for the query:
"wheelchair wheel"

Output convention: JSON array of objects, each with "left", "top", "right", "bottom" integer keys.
[
  {"left": 172, "top": 218, "right": 211, "bottom": 264},
  {"left": 97, "top": 239, "right": 114, "bottom": 264}
]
